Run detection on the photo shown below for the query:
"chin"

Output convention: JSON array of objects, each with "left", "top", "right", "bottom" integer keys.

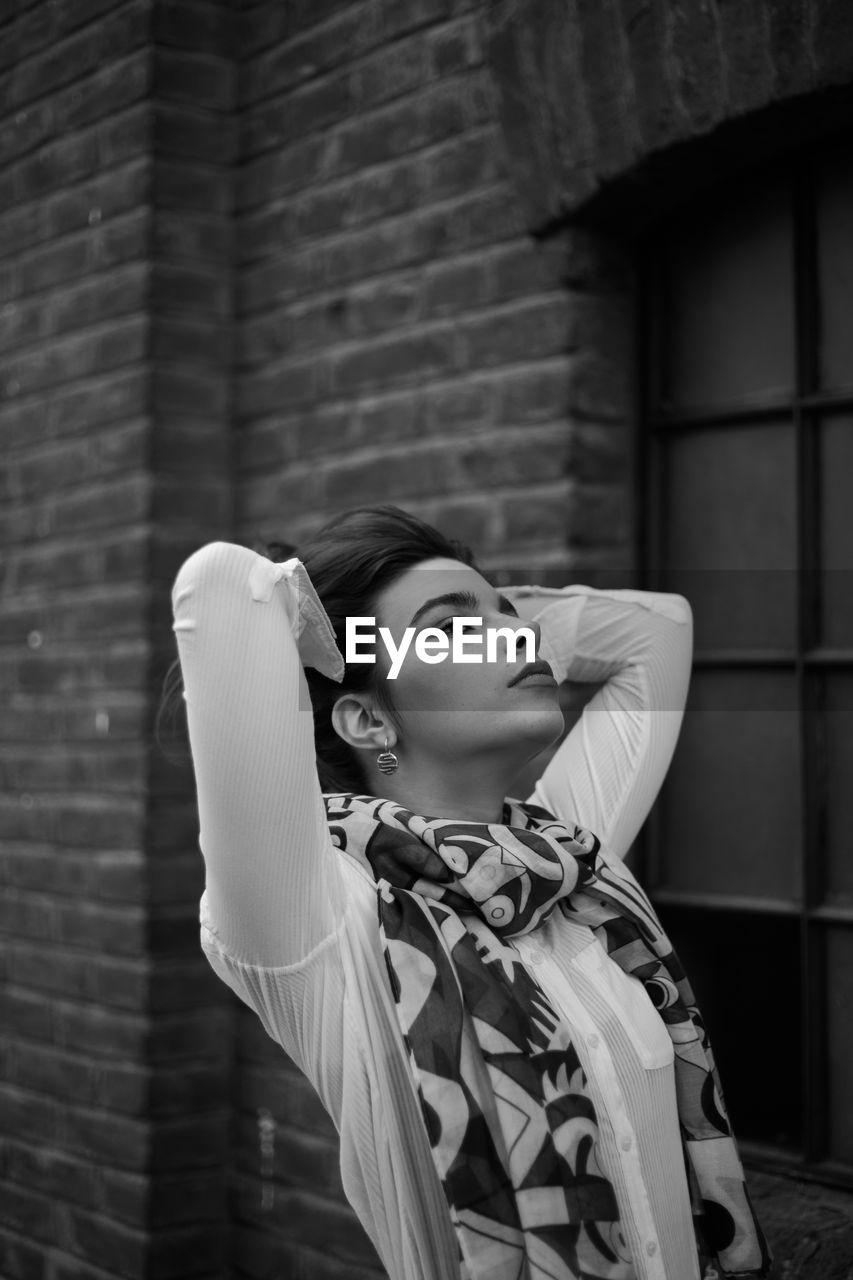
[{"left": 515, "top": 704, "right": 565, "bottom": 754}]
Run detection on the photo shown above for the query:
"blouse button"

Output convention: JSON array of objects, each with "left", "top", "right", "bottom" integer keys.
[
  {"left": 527, "top": 949, "right": 542, "bottom": 965},
  {"left": 620, "top": 1136, "right": 632, "bottom": 1152},
  {"left": 587, "top": 1033, "right": 600, "bottom": 1049},
  {"left": 646, "top": 1241, "right": 657, "bottom": 1256}
]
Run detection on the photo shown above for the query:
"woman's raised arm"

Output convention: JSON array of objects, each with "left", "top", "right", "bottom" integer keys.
[
  {"left": 508, "top": 585, "right": 693, "bottom": 860},
  {"left": 172, "top": 541, "right": 345, "bottom": 968}
]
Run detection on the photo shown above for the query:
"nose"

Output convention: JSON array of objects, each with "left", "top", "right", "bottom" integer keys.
[
  {"left": 519, "top": 617, "right": 541, "bottom": 657},
  {"left": 507, "top": 615, "right": 540, "bottom": 662}
]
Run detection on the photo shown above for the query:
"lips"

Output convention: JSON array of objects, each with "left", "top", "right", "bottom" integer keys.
[{"left": 507, "top": 658, "right": 557, "bottom": 688}]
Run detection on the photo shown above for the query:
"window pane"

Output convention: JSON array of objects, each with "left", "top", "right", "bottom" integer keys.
[
  {"left": 827, "top": 927, "right": 853, "bottom": 1162},
  {"left": 662, "top": 424, "right": 797, "bottom": 649},
  {"left": 824, "top": 672, "right": 853, "bottom": 907},
  {"left": 655, "top": 906, "right": 802, "bottom": 1150},
  {"left": 820, "top": 415, "right": 853, "bottom": 648},
  {"left": 817, "top": 150, "right": 853, "bottom": 393},
  {"left": 658, "top": 176, "right": 794, "bottom": 413},
  {"left": 658, "top": 671, "right": 800, "bottom": 901}
]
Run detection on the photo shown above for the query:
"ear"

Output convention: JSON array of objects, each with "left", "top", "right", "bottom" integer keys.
[{"left": 331, "top": 693, "right": 395, "bottom": 756}]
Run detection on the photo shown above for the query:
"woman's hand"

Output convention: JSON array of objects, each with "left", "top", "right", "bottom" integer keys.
[{"left": 369, "top": 840, "right": 452, "bottom": 887}]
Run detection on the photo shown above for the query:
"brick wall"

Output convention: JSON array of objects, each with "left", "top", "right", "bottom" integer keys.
[
  {"left": 231, "top": 3, "right": 636, "bottom": 1277},
  {"left": 16, "top": 3, "right": 852, "bottom": 1279},
  {"left": 0, "top": 2, "right": 234, "bottom": 1277},
  {"left": 235, "top": 1, "right": 636, "bottom": 577}
]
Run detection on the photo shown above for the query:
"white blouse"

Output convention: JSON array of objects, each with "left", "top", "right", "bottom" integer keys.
[{"left": 172, "top": 540, "right": 699, "bottom": 1280}]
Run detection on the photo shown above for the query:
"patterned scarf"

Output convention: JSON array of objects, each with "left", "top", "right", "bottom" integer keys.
[{"left": 325, "top": 792, "right": 772, "bottom": 1280}]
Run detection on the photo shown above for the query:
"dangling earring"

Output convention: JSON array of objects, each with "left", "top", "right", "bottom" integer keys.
[{"left": 376, "top": 736, "right": 398, "bottom": 774}]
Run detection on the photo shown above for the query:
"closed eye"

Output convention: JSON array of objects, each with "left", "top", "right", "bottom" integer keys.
[{"left": 436, "top": 595, "right": 518, "bottom": 633}]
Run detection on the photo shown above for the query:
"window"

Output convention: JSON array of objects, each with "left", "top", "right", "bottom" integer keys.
[{"left": 641, "top": 141, "right": 853, "bottom": 1178}]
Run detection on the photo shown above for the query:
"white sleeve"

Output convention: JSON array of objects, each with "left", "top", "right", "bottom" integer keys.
[
  {"left": 171, "top": 540, "right": 346, "bottom": 968},
  {"left": 515, "top": 586, "right": 693, "bottom": 861}
]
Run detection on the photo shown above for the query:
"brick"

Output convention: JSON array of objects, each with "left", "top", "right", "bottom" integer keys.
[
  {"left": 151, "top": 209, "right": 229, "bottom": 264},
  {"left": 0, "top": 847, "right": 145, "bottom": 902},
  {"left": 60, "top": 51, "right": 151, "bottom": 133},
  {"left": 231, "top": 1229, "right": 384, "bottom": 1280},
  {"left": 244, "top": 70, "right": 353, "bottom": 157},
  {"left": 153, "top": 48, "right": 234, "bottom": 111},
  {"left": 0, "top": 1084, "right": 59, "bottom": 1146},
  {"left": 421, "top": 254, "right": 486, "bottom": 317},
  {"left": 53, "top": 1203, "right": 147, "bottom": 1277},
  {"left": 50, "top": 370, "right": 149, "bottom": 442},
  {"left": 617, "top": 0, "right": 682, "bottom": 153},
  {"left": 241, "top": 4, "right": 380, "bottom": 96},
  {"left": 766, "top": 0, "right": 816, "bottom": 98},
  {"left": 0, "top": 1179, "right": 57, "bottom": 1244},
  {"left": 6, "top": 1, "right": 151, "bottom": 113},
  {"left": 812, "top": 0, "right": 853, "bottom": 84},
  {"left": 149, "top": 1115, "right": 228, "bottom": 1172},
  {"left": 150, "top": 262, "right": 228, "bottom": 315},
  {"left": 239, "top": 133, "right": 327, "bottom": 211},
  {"left": 231, "top": 1176, "right": 380, "bottom": 1267},
  {"left": 0, "top": 316, "right": 148, "bottom": 399},
  {"left": 53, "top": 1002, "right": 149, "bottom": 1060},
  {"left": 0, "top": 739, "right": 143, "bottom": 789},
  {"left": 4, "top": 1037, "right": 149, "bottom": 1109},
  {"left": 43, "top": 159, "right": 149, "bottom": 243},
  {"left": 460, "top": 295, "right": 576, "bottom": 369},
  {"left": 1, "top": 1140, "right": 127, "bottom": 1222},
  {"left": 495, "top": 358, "right": 573, "bottom": 424},
  {"left": 333, "top": 77, "right": 486, "bottom": 176},
  {"left": 155, "top": 158, "right": 230, "bottom": 215},
  {"left": 452, "top": 425, "right": 569, "bottom": 489},
  {"left": 349, "top": 33, "right": 428, "bottom": 112},
  {"left": 3, "top": 474, "right": 150, "bottom": 542},
  {"left": 0, "top": 95, "right": 54, "bottom": 168},
  {"left": 234, "top": 1062, "right": 333, "bottom": 1136},
  {"left": 500, "top": 483, "right": 574, "bottom": 544},
  {"left": 234, "top": 1114, "right": 340, "bottom": 1190},
  {"left": 11, "top": 130, "right": 100, "bottom": 206},
  {"left": 667, "top": 0, "right": 726, "bottom": 135},
  {"left": 41, "top": 264, "right": 148, "bottom": 343},
  {"left": 152, "top": 0, "right": 233, "bottom": 53},
  {"left": 150, "top": 316, "right": 228, "bottom": 367},
  {"left": 428, "top": 14, "right": 482, "bottom": 77},
  {"left": 148, "top": 1170, "right": 225, "bottom": 1229},
  {"left": 0, "top": 987, "right": 53, "bottom": 1040},
  {"left": 2, "top": 529, "right": 148, "bottom": 597},
  {"left": 345, "top": 274, "right": 422, "bottom": 338},
  {"left": 0, "top": 1230, "right": 46, "bottom": 1280},
  {"left": 17, "top": 209, "right": 149, "bottom": 295},
  {"left": 378, "top": 0, "right": 452, "bottom": 42},
  {"left": 0, "top": 0, "right": 128, "bottom": 74},
  {"left": 153, "top": 101, "right": 236, "bottom": 165},
  {"left": 423, "top": 375, "right": 493, "bottom": 431},
  {"left": 147, "top": 1007, "right": 229, "bottom": 1065},
  {"left": 330, "top": 324, "right": 459, "bottom": 395}
]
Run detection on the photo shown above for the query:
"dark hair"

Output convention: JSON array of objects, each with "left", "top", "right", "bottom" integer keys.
[
  {"left": 289, "top": 505, "right": 477, "bottom": 792},
  {"left": 157, "top": 505, "right": 478, "bottom": 793}
]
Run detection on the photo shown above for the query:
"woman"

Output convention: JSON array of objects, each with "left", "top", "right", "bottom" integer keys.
[{"left": 170, "top": 505, "right": 770, "bottom": 1280}]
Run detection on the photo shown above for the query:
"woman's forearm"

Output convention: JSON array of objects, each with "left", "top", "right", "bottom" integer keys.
[
  {"left": 508, "top": 584, "right": 693, "bottom": 859},
  {"left": 172, "top": 541, "right": 343, "bottom": 967}
]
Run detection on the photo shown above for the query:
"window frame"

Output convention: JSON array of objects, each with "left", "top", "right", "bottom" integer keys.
[{"left": 637, "top": 145, "right": 853, "bottom": 1188}]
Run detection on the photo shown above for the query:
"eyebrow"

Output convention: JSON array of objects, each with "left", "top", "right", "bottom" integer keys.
[{"left": 407, "top": 590, "right": 518, "bottom": 630}]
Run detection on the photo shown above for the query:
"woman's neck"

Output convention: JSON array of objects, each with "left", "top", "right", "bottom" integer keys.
[{"left": 373, "top": 756, "right": 512, "bottom": 823}]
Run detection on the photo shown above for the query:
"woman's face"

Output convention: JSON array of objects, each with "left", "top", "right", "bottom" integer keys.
[{"left": 372, "top": 557, "right": 565, "bottom": 771}]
